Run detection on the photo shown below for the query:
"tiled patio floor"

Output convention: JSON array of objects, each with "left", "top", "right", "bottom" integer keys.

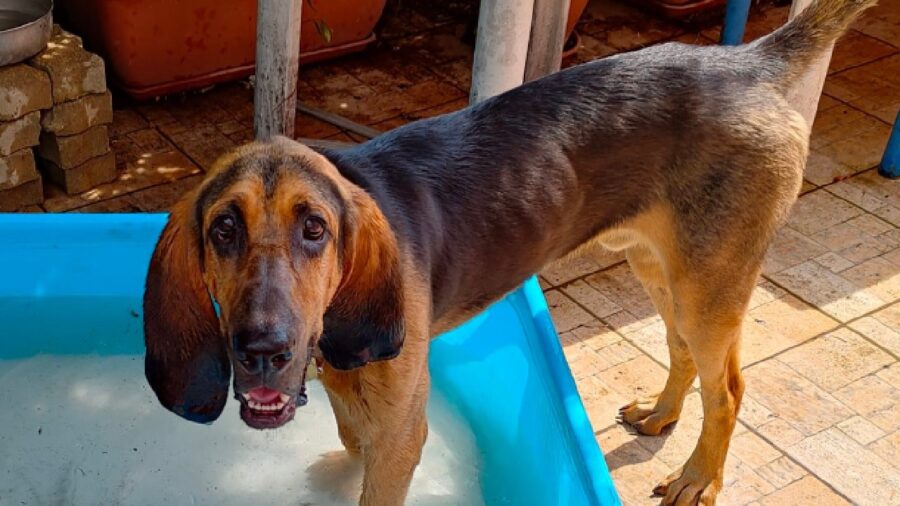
[{"left": 18, "top": 0, "right": 900, "bottom": 504}]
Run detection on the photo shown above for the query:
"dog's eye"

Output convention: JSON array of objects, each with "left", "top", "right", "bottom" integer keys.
[
  {"left": 303, "top": 217, "right": 326, "bottom": 241},
  {"left": 213, "top": 216, "right": 236, "bottom": 244}
]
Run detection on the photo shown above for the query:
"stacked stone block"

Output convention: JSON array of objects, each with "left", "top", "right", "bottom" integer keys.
[
  {"left": 32, "top": 27, "right": 115, "bottom": 195},
  {"left": 0, "top": 26, "right": 116, "bottom": 210},
  {"left": 0, "top": 66, "right": 51, "bottom": 211}
]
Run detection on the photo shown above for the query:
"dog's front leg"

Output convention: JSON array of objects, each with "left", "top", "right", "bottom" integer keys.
[
  {"left": 354, "top": 336, "right": 430, "bottom": 506},
  {"left": 360, "top": 391, "right": 428, "bottom": 506}
]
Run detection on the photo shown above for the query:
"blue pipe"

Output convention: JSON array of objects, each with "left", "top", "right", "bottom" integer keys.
[
  {"left": 879, "top": 112, "right": 900, "bottom": 179},
  {"left": 721, "top": 0, "right": 752, "bottom": 45}
]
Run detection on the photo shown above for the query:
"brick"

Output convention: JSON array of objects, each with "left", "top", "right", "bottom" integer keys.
[
  {"left": 41, "top": 92, "right": 113, "bottom": 136},
  {"left": 36, "top": 126, "right": 110, "bottom": 169},
  {"left": 0, "top": 65, "right": 52, "bottom": 121},
  {"left": 0, "top": 176, "right": 43, "bottom": 212},
  {"left": 0, "top": 111, "right": 41, "bottom": 156},
  {"left": 29, "top": 30, "right": 106, "bottom": 104},
  {"left": 42, "top": 152, "right": 116, "bottom": 195},
  {"left": 0, "top": 149, "right": 39, "bottom": 191}
]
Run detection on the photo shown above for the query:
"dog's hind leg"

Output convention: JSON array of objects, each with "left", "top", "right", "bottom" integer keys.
[
  {"left": 653, "top": 265, "right": 754, "bottom": 506},
  {"left": 619, "top": 244, "right": 697, "bottom": 436}
]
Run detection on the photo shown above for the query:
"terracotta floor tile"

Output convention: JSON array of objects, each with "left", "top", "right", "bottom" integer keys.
[
  {"left": 596, "top": 424, "right": 671, "bottom": 506},
  {"left": 828, "top": 170, "right": 900, "bottom": 226},
  {"left": 739, "top": 394, "right": 777, "bottom": 430},
  {"left": 584, "top": 264, "right": 657, "bottom": 323},
  {"left": 763, "top": 226, "right": 829, "bottom": 274},
  {"left": 851, "top": 305, "right": 900, "bottom": 356},
  {"left": 542, "top": 256, "right": 602, "bottom": 286},
  {"left": 841, "top": 256, "right": 900, "bottom": 301},
  {"left": 742, "top": 286, "right": 838, "bottom": 366},
  {"left": 729, "top": 431, "right": 783, "bottom": 470},
  {"left": 561, "top": 279, "right": 622, "bottom": 318},
  {"left": 778, "top": 328, "right": 894, "bottom": 391},
  {"left": 44, "top": 150, "right": 201, "bottom": 212},
  {"left": 804, "top": 148, "right": 856, "bottom": 186},
  {"left": 827, "top": 30, "right": 898, "bottom": 74},
  {"left": 785, "top": 190, "right": 865, "bottom": 237},
  {"left": 743, "top": 359, "right": 853, "bottom": 435},
  {"left": 546, "top": 290, "right": 594, "bottom": 333},
  {"left": 166, "top": 125, "right": 236, "bottom": 172},
  {"left": 429, "top": 58, "right": 472, "bottom": 93},
  {"left": 833, "top": 373, "right": 900, "bottom": 433},
  {"left": 293, "top": 111, "right": 342, "bottom": 139},
  {"left": 878, "top": 362, "right": 900, "bottom": 389},
  {"left": 852, "top": 0, "right": 900, "bottom": 47},
  {"left": 770, "top": 260, "right": 886, "bottom": 321},
  {"left": 754, "top": 455, "right": 807, "bottom": 491},
  {"left": 124, "top": 174, "right": 203, "bottom": 212},
  {"left": 786, "top": 428, "right": 900, "bottom": 505},
  {"left": 597, "top": 355, "right": 668, "bottom": 402},
  {"left": 825, "top": 57, "right": 900, "bottom": 124},
  {"left": 756, "top": 418, "right": 805, "bottom": 448},
  {"left": 577, "top": 374, "right": 629, "bottom": 432},
  {"left": 109, "top": 109, "right": 149, "bottom": 139},
  {"left": 718, "top": 459, "right": 778, "bottom": 506},
  {"left": 810, "top": 104, "right": 880, "bottom": 149},
  {"left": 621, "top": 318, "right": 669, "bottom": 367},
  {"left": 837, "top": 414, "right": 887, "bottom": 445},
  {"left": 758, "top": 475, "right": 849, "bottom": 505},
  {"left": 867, "top": 430, "right": 900, "bottom": 468},
  {"left": 815, "top": 120, "right": 893, "bottom": 172}
]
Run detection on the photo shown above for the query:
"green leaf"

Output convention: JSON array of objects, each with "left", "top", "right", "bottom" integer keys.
[{"left": 314, "top": 20, "right": 332, "bottom": 44}]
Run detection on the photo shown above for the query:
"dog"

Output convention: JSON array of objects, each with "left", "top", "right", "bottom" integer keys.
[{"left": 143, "top": 1, "right": 875, "bottom": 504}]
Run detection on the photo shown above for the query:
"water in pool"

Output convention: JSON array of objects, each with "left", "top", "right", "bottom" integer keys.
[{"left": 0, "top": 355, "right": 483, "bottom": 505}]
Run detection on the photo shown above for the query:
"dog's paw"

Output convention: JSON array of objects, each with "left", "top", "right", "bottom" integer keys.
[
  {"left": 618, "top": 397, "right": 678, "bottom": 436},
  {"left": 653, "top": 465, "right": 721, "bottom": 506}
]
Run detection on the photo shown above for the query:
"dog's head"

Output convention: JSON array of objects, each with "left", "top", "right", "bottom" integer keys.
[{"left": 143, "top": 137, "right": 405, "bottom": 428}]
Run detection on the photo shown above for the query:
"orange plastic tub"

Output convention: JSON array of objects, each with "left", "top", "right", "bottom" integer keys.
[{"left": 56, "top": 0, "right": 387, "bottom": 99}]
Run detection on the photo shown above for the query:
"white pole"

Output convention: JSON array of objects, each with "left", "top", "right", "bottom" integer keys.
[
  {"left": 254, "top": 0, "right": 302, "bottom": 140},
  {"left": 525, "top": 0, "right": 571, "bottom": 82},
  {"left": 470, "top": 0, "right": 537, "bottom": 104},
  {"left": 785, "top": 0, "right": 835, "bottom": 128}
]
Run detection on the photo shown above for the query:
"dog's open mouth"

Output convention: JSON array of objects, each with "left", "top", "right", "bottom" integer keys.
[{"left": 238, "top": 387, "right": 297, "bottom": 429}]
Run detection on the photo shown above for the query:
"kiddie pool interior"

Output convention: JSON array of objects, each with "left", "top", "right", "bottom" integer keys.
[{"left": 0, "top": 213, "right": 620, "bottom": 505}]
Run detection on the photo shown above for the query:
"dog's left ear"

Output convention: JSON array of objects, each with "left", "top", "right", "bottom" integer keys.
[
  {"left": 143, "top": 196, "right": 231, "bottom": 423},
  {"left": 321, "top": 186, "right": 406, "bottom": 371}
]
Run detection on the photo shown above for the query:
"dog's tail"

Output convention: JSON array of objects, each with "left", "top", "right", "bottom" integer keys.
[{"left": 752, "top": 0, "right": 877, "bottom": 91}]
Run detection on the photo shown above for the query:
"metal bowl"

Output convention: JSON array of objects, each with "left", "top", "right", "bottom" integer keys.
[{"left": 0, "top": 0, "right": 53, "bottom": 66}]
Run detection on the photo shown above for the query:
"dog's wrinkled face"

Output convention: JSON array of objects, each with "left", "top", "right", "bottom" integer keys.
[
  {"left": 143, "top": 138, "right": 406, "bottom": 429},
  {"left": 197, "top": 151, "right": 345, "bottom": 429}
]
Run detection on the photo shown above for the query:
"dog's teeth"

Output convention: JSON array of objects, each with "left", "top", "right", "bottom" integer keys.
[{"left": 279, "top": 393, "right": 290, "bottom": 403}]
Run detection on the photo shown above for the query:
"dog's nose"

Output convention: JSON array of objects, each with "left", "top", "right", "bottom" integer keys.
[{"left": 233, "top": 329, "right": 293, "bottom": 374}]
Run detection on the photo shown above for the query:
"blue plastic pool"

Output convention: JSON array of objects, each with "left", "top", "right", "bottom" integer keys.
[{"left": 0, "top": 214, "right": 620, "bottom": 505}]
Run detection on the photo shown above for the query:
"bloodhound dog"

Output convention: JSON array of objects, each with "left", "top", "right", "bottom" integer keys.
[{"left": 143, "top": 1, "right": 874, "bottom": 504}]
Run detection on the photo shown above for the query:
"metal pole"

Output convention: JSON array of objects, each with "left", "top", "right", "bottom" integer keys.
[
  {"left": 879, "top": 112, "right": 900, "bottom": 179},
  {"left": 524, "top": 0, "right": 571, "bottom": 82},
  {"left": 721, "top": 0, "right": 751, "bottom": 45},
  {"left": 254, "top": 0, "right": 302, "bottom": 140},
  {"left": 470, "top": 0, "right": 537, "bottom": 104},
  {"left": 784, "top": 0, "right": 836, "bottom": 128}
]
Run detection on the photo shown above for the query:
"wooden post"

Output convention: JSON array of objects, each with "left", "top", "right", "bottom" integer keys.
[
  {"left": 470, "top": 0, "right": 536, "bottom": 104},
  {"left": 254, "top": 0, "right": 302, "bottom": 140},
  {"left": 785, "top": 0, "right": 834, "bottom": 128},
  {"left": 524, "top": 0, "right": 571, "bottom": 82}
]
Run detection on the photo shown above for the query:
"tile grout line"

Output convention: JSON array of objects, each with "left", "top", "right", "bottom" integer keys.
[{"left": 734, "top": 419, "right": 858, "bottom": 504}]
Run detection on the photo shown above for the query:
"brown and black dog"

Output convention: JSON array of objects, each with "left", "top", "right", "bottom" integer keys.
[{"left": 143, "top": 1, "right": 874, "bottom": 504}]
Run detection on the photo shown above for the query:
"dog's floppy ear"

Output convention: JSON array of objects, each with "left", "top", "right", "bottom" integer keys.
[
  {"left": 143, "top": 196, "right": 231, "bottom": 424},
  {"left": 321, "top": 186, "right": 406, "bottom": 371}
]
